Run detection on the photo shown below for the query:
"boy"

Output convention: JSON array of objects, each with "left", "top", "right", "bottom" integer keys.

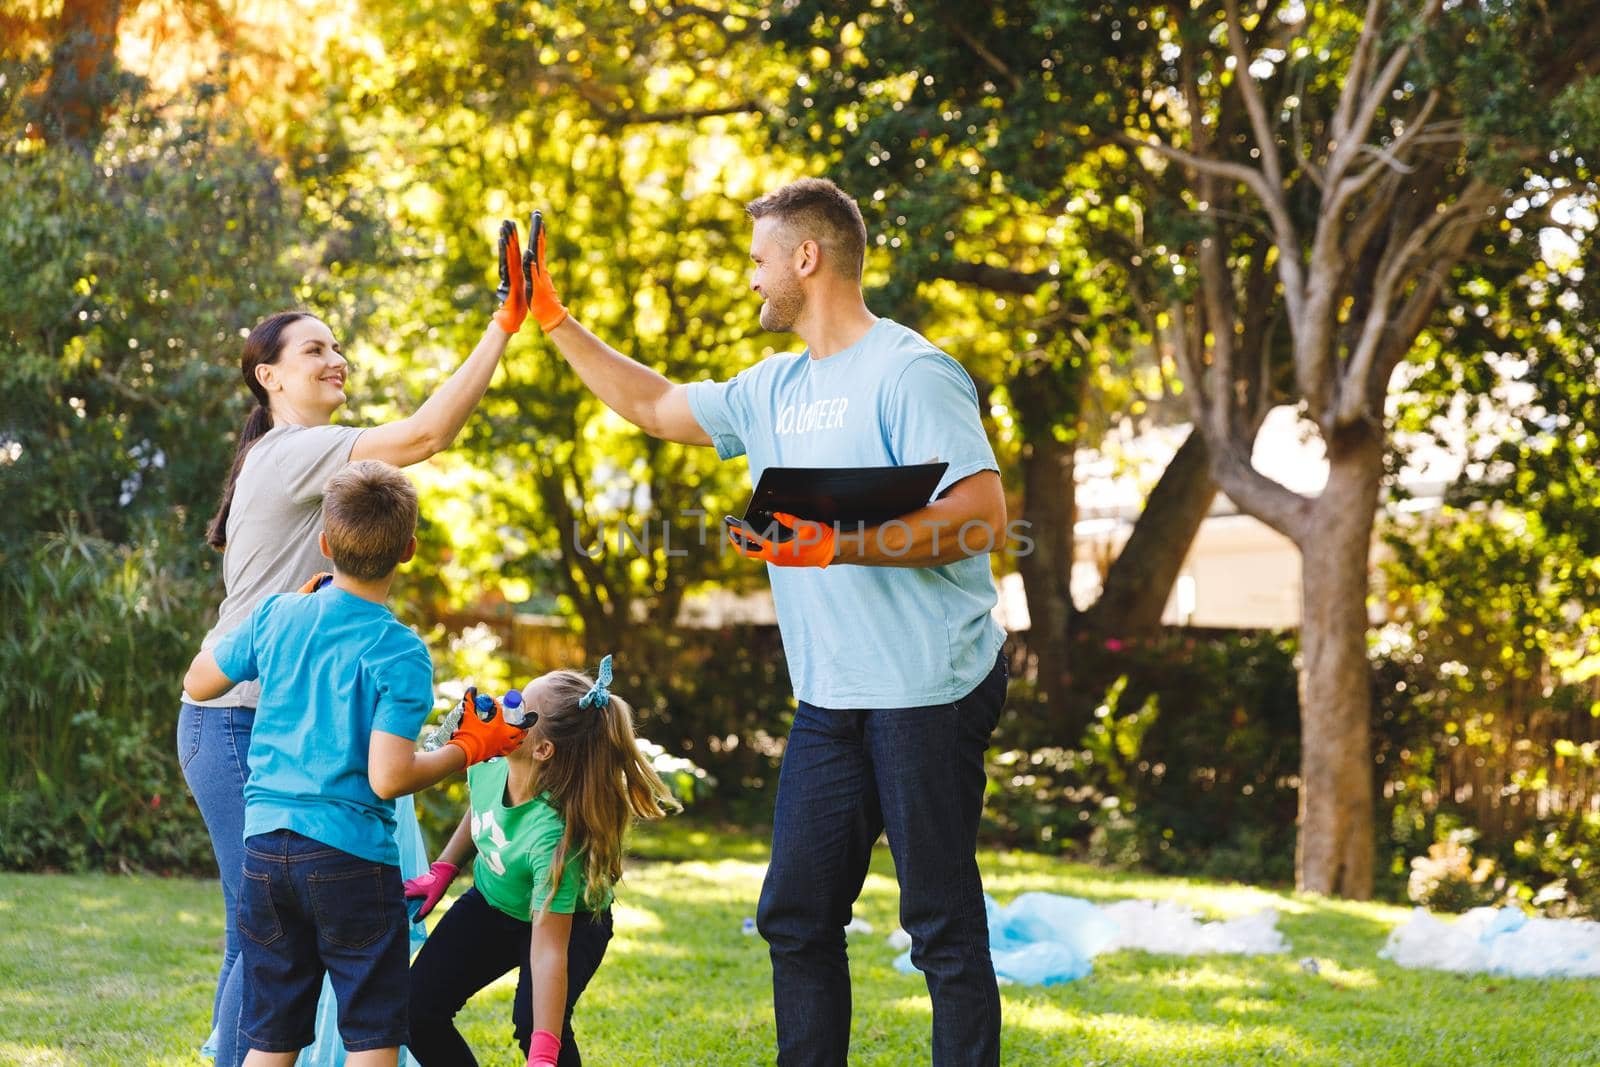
[{"left": 184, "top": 459, "right": 525, "bottom": 1066}]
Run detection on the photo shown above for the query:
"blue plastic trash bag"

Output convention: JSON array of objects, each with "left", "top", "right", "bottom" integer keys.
[
  {"left": 204, "top": 795, "right": 428, "bottom": 1065},
  {"left": 895, "top": 892, "right": 1120, "bottom": 987}
]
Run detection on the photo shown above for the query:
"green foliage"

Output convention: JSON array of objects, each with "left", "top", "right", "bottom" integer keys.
[
  {"left": 1370, "top": 608, "right": 1600, "bottom": 915},
  {"left": 765, "top": 0, "right": 1175, "bottom": 458},
  {"left": 0, "top": 80, "right": 323, "bottom": 547},
  {"left": 648, "top": 625, "right": 795, "bottom": 820},
  {"left": 334, "top": 0, "right": 801, "bottom": 646},
  {"left": 987, "top": 631, "right": 1303, "bottom": 885},
  {"left": 1374, "top": 209, "right": 1600, "bottom": 913},
  {"left": 5, "top": 0, "right": 1599, "bottom": 911},
  {"left": 1503, "top": 813, "right": 1600, "bottom": 919},
  {"left": 0, "top": 58, "right": 387, "bottom": 872},
  {"left": 0, "top": 523, "right": 213, "bottom": 872},
  {"left": 638, "top": 739, "right": 715, "bottom": 807}
]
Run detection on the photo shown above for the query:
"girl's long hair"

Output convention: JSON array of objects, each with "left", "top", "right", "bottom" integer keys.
[
  {"left": 531, "top": 668, "right": 679, "bottom": 918},
  {"left": 204, "top": 311, "right": 315, "bottom": 549}
]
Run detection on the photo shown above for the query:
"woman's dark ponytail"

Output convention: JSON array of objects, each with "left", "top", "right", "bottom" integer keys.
[{"left": 205, "top": 311, "right": 313, "bottom": 549}]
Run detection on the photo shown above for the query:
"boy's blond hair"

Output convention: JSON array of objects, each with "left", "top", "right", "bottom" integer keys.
[{"left": 321, "top": 460, "right": 418, "bottom": 581}]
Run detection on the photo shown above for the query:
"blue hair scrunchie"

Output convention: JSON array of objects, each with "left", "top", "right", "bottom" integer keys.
[{"left": 580, "top": 654, "right": 614, "bottom": 710}]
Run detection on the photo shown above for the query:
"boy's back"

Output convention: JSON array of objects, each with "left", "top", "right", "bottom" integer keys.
[
  {"left": 182, "top": 458, "right": 530, "bottom": 1058},
  {"left": 213, "top": 586, "right": 433, "bottom": 866}
]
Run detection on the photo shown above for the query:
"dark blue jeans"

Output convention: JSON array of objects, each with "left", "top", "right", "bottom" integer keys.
[
  {"left": 408, "top": 886, "right": 613, "bottom": 1066},
  {"left": 239, "top": 830, "right": 412, "bottom": 1053},
  {"left": 758, "top": 652, "right": 1008, "bottom": 1067},
  {"left": 178, "top": 701, "right": 255, "bottom": 1067}
]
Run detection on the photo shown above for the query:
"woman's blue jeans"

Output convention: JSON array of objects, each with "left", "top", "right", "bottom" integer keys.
[{"left": 178, "top": 701, "right": 255, "bottom": 1067}]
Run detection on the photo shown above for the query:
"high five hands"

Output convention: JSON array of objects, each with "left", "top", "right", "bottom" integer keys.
[{"left": 492, "top": 212, "right": 568, "bottom": 335}]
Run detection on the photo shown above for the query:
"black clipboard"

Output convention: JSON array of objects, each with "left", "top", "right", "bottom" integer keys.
[{"left": 737, "top": 463, "right": 949, "bottom": 541}]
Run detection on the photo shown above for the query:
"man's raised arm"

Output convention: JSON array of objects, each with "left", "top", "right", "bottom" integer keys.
[
  {"left": 524, "top": 211, "right": 711, "bottom": 447},
  {"left": 547, "top": 318, "right": 710, "bottom": 446}
]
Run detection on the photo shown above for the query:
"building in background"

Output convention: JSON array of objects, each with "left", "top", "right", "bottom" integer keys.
[{"left": 1064, "top": 404, "right": 1465, "bottom": 631}]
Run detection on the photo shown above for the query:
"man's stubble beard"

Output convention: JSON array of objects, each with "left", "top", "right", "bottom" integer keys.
[{"left": 758, "top": 273, "right": 805, "bottom": 333}]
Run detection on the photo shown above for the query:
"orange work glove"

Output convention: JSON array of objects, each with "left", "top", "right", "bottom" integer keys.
[
  {"left": 446, "top": 687, "right": 528, "bottom": 766},
  {"left": 520, "top": 211, "right": 569, "bottom": 333},
  {"left": 297, "top": 571, "right": 333, "bottom": 594},
  {"left": 492, "top": 219, "right": 528, "bottom": 334},
  {"left": 727, "top": 512, "right": 835, "bottom": 568}
]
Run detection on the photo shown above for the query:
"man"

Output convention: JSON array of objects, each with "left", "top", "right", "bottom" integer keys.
[{"left": 525, "top": 178, "right": 1009, "bottom": 1066}]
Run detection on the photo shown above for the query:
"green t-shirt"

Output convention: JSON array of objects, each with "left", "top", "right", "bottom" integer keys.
[{"left": 467, "top": 758, "right": 609, "bottom": 919}]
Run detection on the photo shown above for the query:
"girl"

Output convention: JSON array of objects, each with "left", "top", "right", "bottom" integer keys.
[
  {"left": 179, "top": 219, "right": 533, "bottom": 1067},
  {"left": 404, "top": 656, "right": 677, "bottom": 1066}
]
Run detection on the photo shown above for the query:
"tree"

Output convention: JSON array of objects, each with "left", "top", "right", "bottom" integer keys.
[
  {"left": 345, "top": 0, "right": 794, "bottom": 678},
  {"left": 769, "top": 0, "right": 1600, "bottom": 897},
  {"left": 1101, "top": 0, "right": 1595, "bottom": 899},
  {"left": 21, "top": 0, "right": 125, "bottom": 147},
  {"left": 0, "top": 24, "right": 337, "bottom": 548},
  {"left": 1374, "top": 211, "right": 1600, "bottom": 901},
  {"left": 1387, "top": 183, "right": 1600, "bottom": 697},
  {"left": 0, "top": 2, "right": 385, "bottom": 870}
]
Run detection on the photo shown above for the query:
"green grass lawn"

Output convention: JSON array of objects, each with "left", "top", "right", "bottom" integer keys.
[{"left": 3, "top": 822, "right": 1597, "bottom": 1066}]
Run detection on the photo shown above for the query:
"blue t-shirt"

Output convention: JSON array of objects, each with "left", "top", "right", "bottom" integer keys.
[
  {"left": 687, "top": 317, "right": 1005, "bottom": 708},
  {"left": 212, "top": 587, "right": 435, "bottom": 865}
]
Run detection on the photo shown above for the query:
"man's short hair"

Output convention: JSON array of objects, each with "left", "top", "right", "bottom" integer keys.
[
  {"left": 322, "top": 460, "right": 418, "bottom": 581},
  {"left": 745, "top": 178, "right": 868, "bottom": 283}
]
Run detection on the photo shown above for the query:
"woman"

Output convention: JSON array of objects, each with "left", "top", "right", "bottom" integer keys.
[{"left": 178, "top": 220, "right": 532, "bottom": 1067}]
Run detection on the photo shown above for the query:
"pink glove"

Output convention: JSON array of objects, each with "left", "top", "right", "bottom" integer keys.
[
  {"left": 403, "top": 861, "right": 459, "bottom": 920},
  {"left": 527, "top": 1029, "right": 561, "bottom": 1067}
]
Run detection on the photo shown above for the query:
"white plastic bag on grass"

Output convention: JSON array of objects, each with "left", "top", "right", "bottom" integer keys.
[{"left": 1382, "top": 906, "right": 1600, "bottom": 978}]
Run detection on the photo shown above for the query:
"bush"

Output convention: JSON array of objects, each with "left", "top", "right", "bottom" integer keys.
[
  {"left": 637, "top": 624, "right": 796, "bottom": 825},
  {"left": 985, "top": 630, "right": 1302, "bottom": 885},
  {"left": 0, "top": 524, "right": 215, "bottom": 872},
  {"left": 0, "top": 69, "right": 383, "bottom": 873},
  {"left": 1370, "top": 601, "right": 1600, "bottom": 914},
  {"left": 0, "top": 90, "right": 321, "bottom": 551}
]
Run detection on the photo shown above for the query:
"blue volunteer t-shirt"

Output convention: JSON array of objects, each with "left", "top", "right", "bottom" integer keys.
[
  {"left": 212, "top": 587, "right": 434, "bottom": 865},
  {"left": 687, "top": 317, "right": 1006, "bottom": 708}
]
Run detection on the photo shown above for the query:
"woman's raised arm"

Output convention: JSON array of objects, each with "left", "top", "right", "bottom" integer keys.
[{"left": 353, "top": 220, "right": 527, "bottom": 467}]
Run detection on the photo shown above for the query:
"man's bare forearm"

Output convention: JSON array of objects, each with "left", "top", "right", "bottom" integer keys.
[
  {"left": 835, "top": 499, "right": 1008, "bottom": 567},
  {"left": 546, "top": 317, "right": 673, "bottom": 434}
]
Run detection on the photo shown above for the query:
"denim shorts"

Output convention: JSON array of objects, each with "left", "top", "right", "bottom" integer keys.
[{"left": 238, "top": 830, "right": 410, "bottom": 1053}]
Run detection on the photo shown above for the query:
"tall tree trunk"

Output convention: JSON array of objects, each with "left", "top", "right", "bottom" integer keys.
[
  {"left": 1294, "top": 425, "right": 1382, "bottom": 899},
  {"left": 1008, "top": 355, "right": 1084, "bottom": 733},
  {"left": 1079, "top": 428, "right": 1217, "bottom": 638},
  {"left": 1014, "top": 412, "right": 1075, "bottom": 717},
  {"left": 38, "top": 0, "right": 122, "bottom": 147},
  {"left": 1012, "top": 376, "right": 1220, "bottom": 740}
]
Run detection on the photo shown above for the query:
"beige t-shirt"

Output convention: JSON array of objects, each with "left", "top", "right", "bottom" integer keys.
[{"left": 183, "top": 423, "right": 366, "bottom": 708}]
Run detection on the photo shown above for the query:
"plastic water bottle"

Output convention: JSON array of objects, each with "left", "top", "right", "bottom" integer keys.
[
  {"left": 420, "top": 703, "right": 465, "bottom": 752},
  {"left": 422, "top": 686, "right": 527, "bottom": 751},
  {"left": 503, "top": 689, "right": 534, "bottom": 727}
]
